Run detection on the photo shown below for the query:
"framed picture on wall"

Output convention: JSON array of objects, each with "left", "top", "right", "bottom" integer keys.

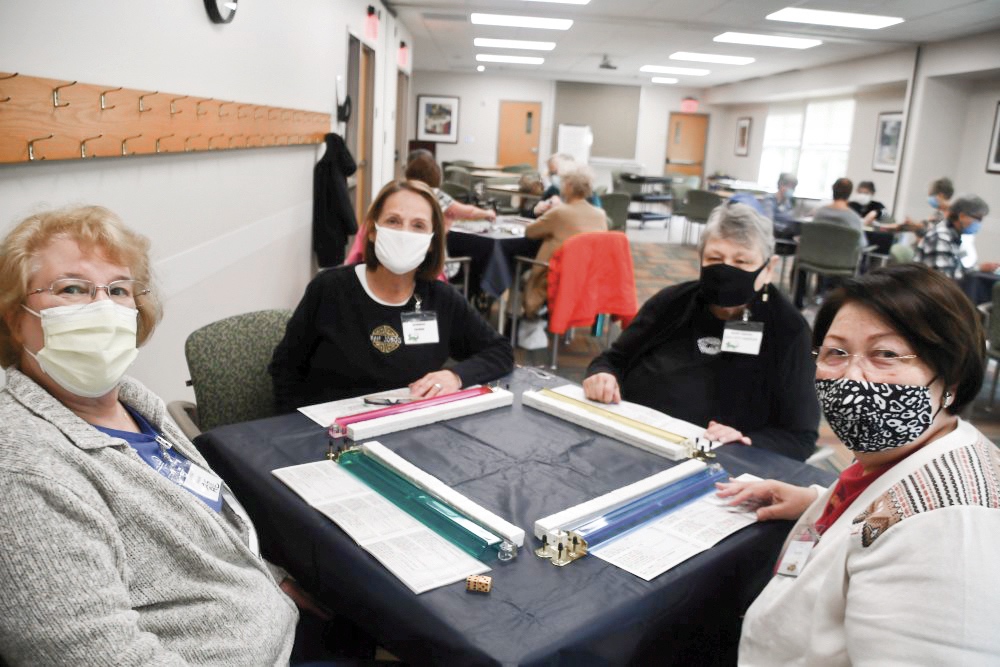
[
  {"left": 416, "top": 95, "right": 459, "bottom": 143},
  {"left": 988, "top": 101, "right": 1000, "bottom": 174},
  {"left": 734, "top": 117, "right": 751, "bottom": 157},
  {"left": 872, "top": 111, "right": 903, "bottom": 172}
]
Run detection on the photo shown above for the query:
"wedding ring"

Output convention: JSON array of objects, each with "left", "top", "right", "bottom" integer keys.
[{"left": 433, "top": 383, "right": 442, "bottom": 390}]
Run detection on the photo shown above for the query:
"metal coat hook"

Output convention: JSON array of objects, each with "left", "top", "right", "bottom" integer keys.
[
  {"left": 218, "top": 102, "right": 231, "bottom": 118},
  {"left": 52, "top": 81, "right": 77, "bottom": 108},
  {"left": 196, "top": 99, "right": 214, "bottom": 117},
  {"left": 28, "top": 134, "right": 54, "bottom": 161},
  {"left": 121, "top": 134, "right": 142, "bottom": 156},
  {"left": 185, "top": 134, "right": 201, "bottom": 152},
  {"left": 0, "top": 72, "right": 16, "bottom": 102},
  {"left": 100, "top": 87, "right": 122, "bottom": 111},
  {"left": 139, "top": 92, "right": 158, "bottom": 113},
  {"left": 170, "top": 96, "right": 187, "bottom": 115},
  {"left": 208, "top": 134, "right": 225, "bottom": 149},
  {"left": 80, "top": 134, "right": 102, "bottom": 158},
  {"left": 156, "top": 134, "right": 174, "bottom": 153}
]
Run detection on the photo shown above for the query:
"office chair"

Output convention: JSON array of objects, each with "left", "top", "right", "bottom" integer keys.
[
  {"left": 677, "top": 189, "right": 723, "bottom": 245},
  {"left": 791, "top": 222, "right": 875, "bottom": 307},
  {"left": 167, "top": 309, "right": 292, "bottom": 439}
]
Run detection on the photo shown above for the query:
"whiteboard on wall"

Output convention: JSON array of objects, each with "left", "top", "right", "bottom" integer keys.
[{"left": 557, "top": 124, "right": 593, "bottom": 165}]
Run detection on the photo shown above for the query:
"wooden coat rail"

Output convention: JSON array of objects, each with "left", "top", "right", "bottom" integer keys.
[{"left": 0, "top": 71, "right": 331, "bottom": 164}]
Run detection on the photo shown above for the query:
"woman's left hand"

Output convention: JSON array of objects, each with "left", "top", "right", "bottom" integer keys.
[
  {"left": 704, "top": 420, "right": 752, "bottom": 446},
  {"left": 280, "top": 577, "right": 331, "bottom": 620},
  {"left": 409, "top": 370, "right": 462, "bottom": 398}
]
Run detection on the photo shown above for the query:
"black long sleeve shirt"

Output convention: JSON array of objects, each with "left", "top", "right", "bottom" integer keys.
[
  {"left": 586, "top": 281, "right": 819, "bottom": 461},
  {"left": 269, "top": 266, "right": 513, "bottom": 413}
]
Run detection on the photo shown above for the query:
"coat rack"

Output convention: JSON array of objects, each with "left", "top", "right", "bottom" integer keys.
[{"left": 0, "top": 71, "right": 330, "bottom": 163}]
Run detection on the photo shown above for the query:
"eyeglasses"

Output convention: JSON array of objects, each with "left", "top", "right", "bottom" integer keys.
[
  {"left": 27, "top": 278, "right": 149, "bottom": 305},
  {"left": 812, "top": 346, "right": 918, "bottom": 372}
]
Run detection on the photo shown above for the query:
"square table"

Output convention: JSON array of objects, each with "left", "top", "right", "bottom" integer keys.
[{"left": 196, "top": 370, "right": 834, "bottom": 666}]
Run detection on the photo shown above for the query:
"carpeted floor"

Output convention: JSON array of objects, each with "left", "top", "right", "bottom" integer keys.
[{"left": 513, "top": 228, "right": 1000, "bottom": 468}]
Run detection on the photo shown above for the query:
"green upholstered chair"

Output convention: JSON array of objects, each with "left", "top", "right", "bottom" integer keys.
[
  {"left": 167, "top": 309, "right": 291, "bottom": 439},
  {"left": 601, "top": 192, "right": 630, "bottom": 232},
  {"left": 791, "top": 222, "right": 874, "bottom": 305},
  {"left": 440, "top": 181, "right": 473, "bottom": 203},
  {"left": 676, "top": 189, "right": 723, "bottom": 245}
]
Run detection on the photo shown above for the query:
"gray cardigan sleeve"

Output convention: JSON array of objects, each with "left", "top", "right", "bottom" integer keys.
[{"left": 0, "top": 468, "right": 186, "bottom": 666}]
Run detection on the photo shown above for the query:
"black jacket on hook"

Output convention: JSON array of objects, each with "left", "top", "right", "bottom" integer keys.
[{"left": 312, "top": 133, "right": 358, "bottom": 267}]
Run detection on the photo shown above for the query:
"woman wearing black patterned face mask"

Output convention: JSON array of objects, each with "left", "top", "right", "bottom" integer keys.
[
  {"left": 584, "top": 203, "right": 819, "bottom": 461},
  {"left": 719, "top": 263, "right": 1000, "bottom": 664}
]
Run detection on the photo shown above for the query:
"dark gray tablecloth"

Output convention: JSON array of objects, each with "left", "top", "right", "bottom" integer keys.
[
  {"left": 446, "top": 231, "right": 541, "bottom": 298},
  {"left": 196, "top": 369, "right": 834, "bottom": 666}
]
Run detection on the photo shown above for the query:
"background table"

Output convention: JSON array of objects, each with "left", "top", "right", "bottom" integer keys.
[
  {"left": 447, "top": 226, "right": 541, "bottom": 300},
  {"left": 196, "top": 370, "right": 834, "bottom": 666}
]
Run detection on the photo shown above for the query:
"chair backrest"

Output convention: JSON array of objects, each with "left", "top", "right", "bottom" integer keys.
[
  {"left": 797, "top": 222, "right": 862, "bottom": 273},
  {"left": 444, "top": 165, "right": 471, "bottom": 188},
  {"left": 184, "top": 309, "right": 292, "bottom": 432},
  {"left": 682, "top": 189, "right": 723, "bottom": 223},
  {"left": 546, "top": 231, "right": 638, "bottom": 334},
  {"left": 440, "top": 181, "right": 472, "bottom": 203},
  {"left": 989, "top": 282, "right": 1000, "bottom": 351},
  {"left": 889, "top": 242, "right": 914, "bottom": 264},
  {"left": 600, "top": 193, "right": 630, "bottom": 231}
]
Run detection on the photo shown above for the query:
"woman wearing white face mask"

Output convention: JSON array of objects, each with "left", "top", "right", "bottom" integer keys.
[
  {"left": 269, "top": 180, "right": 513, "bottom": 412},
  {"left": 717, "top": 264, "right": 1000, "bottom": 664},
  {"left": 0, "top": 206, "right": 299, "bottom": 663}
]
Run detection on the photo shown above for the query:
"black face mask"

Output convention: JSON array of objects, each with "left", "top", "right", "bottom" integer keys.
[{"left": 699, "top": 261, "right": 768, "bottom": 307}]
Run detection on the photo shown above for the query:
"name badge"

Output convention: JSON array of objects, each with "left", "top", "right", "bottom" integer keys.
[
  {"left": 182, "top": 463, "right": 224, "bottom": 504},
  {"left": 401, "top": 310, "right": 439, "bottom": 345},
  {"left": 776, "top": 526, "right": 818, "bottom": 577},
  {"left": 722, "top": 321, "right": 764, "bottom": 356}
]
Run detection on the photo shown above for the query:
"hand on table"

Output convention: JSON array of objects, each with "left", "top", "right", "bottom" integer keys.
[
  {"left": 583, "top": 372, "right": 621, "bottom": 404},
  {"left": 409, "top": 370, "right": 462, "bottom": 398},
  {"left": 714, "top": 479, "right": 818, "bottom": 521},
  {"left": 482, "top": 208, "right": 497, "bottom": 222},
  {"left": 704, "top": 420, "right": 751, "bottom": 446},
  {"left": 980, "top": 261, "right": 1000, "bottom": 273}
]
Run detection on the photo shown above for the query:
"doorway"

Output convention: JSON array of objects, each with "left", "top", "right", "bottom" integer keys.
[
  {"left": 347, "top": 35, "right": 376, "bottom": 225},
  {"left": 665, "top": 113, "right": 709, "bottom": 185},
  {"left": 497, "top": 101, "right": 541, "bottom": 168}
]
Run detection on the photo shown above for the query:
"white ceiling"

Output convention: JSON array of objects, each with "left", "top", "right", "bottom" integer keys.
[{"left": 388, "top": 0, "right": 1000, "bottom": 88}]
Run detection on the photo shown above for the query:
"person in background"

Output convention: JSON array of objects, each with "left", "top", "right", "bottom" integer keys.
[
  {"left": 721, "top": 263, "right": 999, "bottom": 664},
  {"left": 584, "top": 203, "right": 819, "bottom": 461},
  {"left": 914, "top": 193, "right": 990, "bottom": 284},
  {"left": 270, "top": 180, "right": 513, "bottom": 412},
  {"left": 0, "top": 206, "right": 300, "bottom": 664},
  {"left": 521, "top": 166, "right": 608, "bottom": 319},
  {"left": 887, "top": 176, "right": 954, "bottom": 235},
  {"left": 533, "top": 153, "right": 573, "bottom": 217},
  {"left": 792, "top": 178, "right": 866, "bottom": 309},
  {"left": 761, "top": 172, "right": 799, "bottom": 239},
  {"left": 847, "top": 180, "right": 886, "bottom": 226}
]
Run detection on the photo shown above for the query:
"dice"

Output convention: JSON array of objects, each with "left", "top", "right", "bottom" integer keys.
[{"left": 465, "top": 574, "right": 492, "bottom": 593}]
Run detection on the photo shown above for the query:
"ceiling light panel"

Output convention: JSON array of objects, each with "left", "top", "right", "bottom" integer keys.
[
  {"left": 714, "top": 32, "right": 822, "bottom": 49},
  {"left": 470, "top": 13, "right": 573, "bottom": 30},
  {"left": 640, "top": 65, "right": 711, "bottom": 76},
  {"left": 766, "top": 8, "right": 904, "bottom": 30},
  {"left": 670, "top": 51, "right": 754, "bottom": 65},
  {"left": 474, "top": 38, "right": 556, "bottom": 51},
  {"left": 476, "top": 54, "right": 546, "bottom": 64},
  {"left": 651, "top": 77, "right": 678, "bottom": 84}
]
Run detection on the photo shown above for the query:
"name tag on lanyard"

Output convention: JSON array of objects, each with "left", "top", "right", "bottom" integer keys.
[
  {"left": 154, "top": 435, "right": 223, "bottom": 510},
  {"left": 722, "top": 320, "right": 764, "bottom": 356},
  {"left": 401, "top": 294, "right": 439, "bottom": 345},
  {"left": 776, "top": 525, "right": 819, "bottom": 577}
]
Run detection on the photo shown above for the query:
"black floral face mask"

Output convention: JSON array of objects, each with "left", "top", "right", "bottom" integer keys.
[{"left": 815, "top": 378, "right": 937, "bottom": 452}]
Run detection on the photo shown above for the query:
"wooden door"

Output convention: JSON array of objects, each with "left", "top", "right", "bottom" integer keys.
[
  {"left": 666, "top": 113, "right": 709, "bottom": 184},
  {"left": 497, "top": 101, "right": 541, "bottom": 168},
  {"left": 347, "top": 37, "right": 376, "bottom": 226}
]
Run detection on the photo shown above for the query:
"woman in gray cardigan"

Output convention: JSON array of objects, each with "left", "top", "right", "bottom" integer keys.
[{"left": 0, "top": 206, "right": 299, "bottom": 665}]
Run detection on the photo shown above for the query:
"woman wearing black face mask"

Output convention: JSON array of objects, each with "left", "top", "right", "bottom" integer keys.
[
  {"left": 583, "top": 203, "right": 819, "bottom": 461},
  {"left": 718, "top": 263, "right": 1000, "bottom": 664}
]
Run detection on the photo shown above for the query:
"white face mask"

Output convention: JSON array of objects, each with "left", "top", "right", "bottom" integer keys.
[
  {"left": 853, "top": 193, "right": 872, "bottom": 206},
  {"left": 373, "top": 225, "right": 433, "bottom": 275},
  {"left": 23, "top": 299, "right": 139, "bottom": 398}
]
